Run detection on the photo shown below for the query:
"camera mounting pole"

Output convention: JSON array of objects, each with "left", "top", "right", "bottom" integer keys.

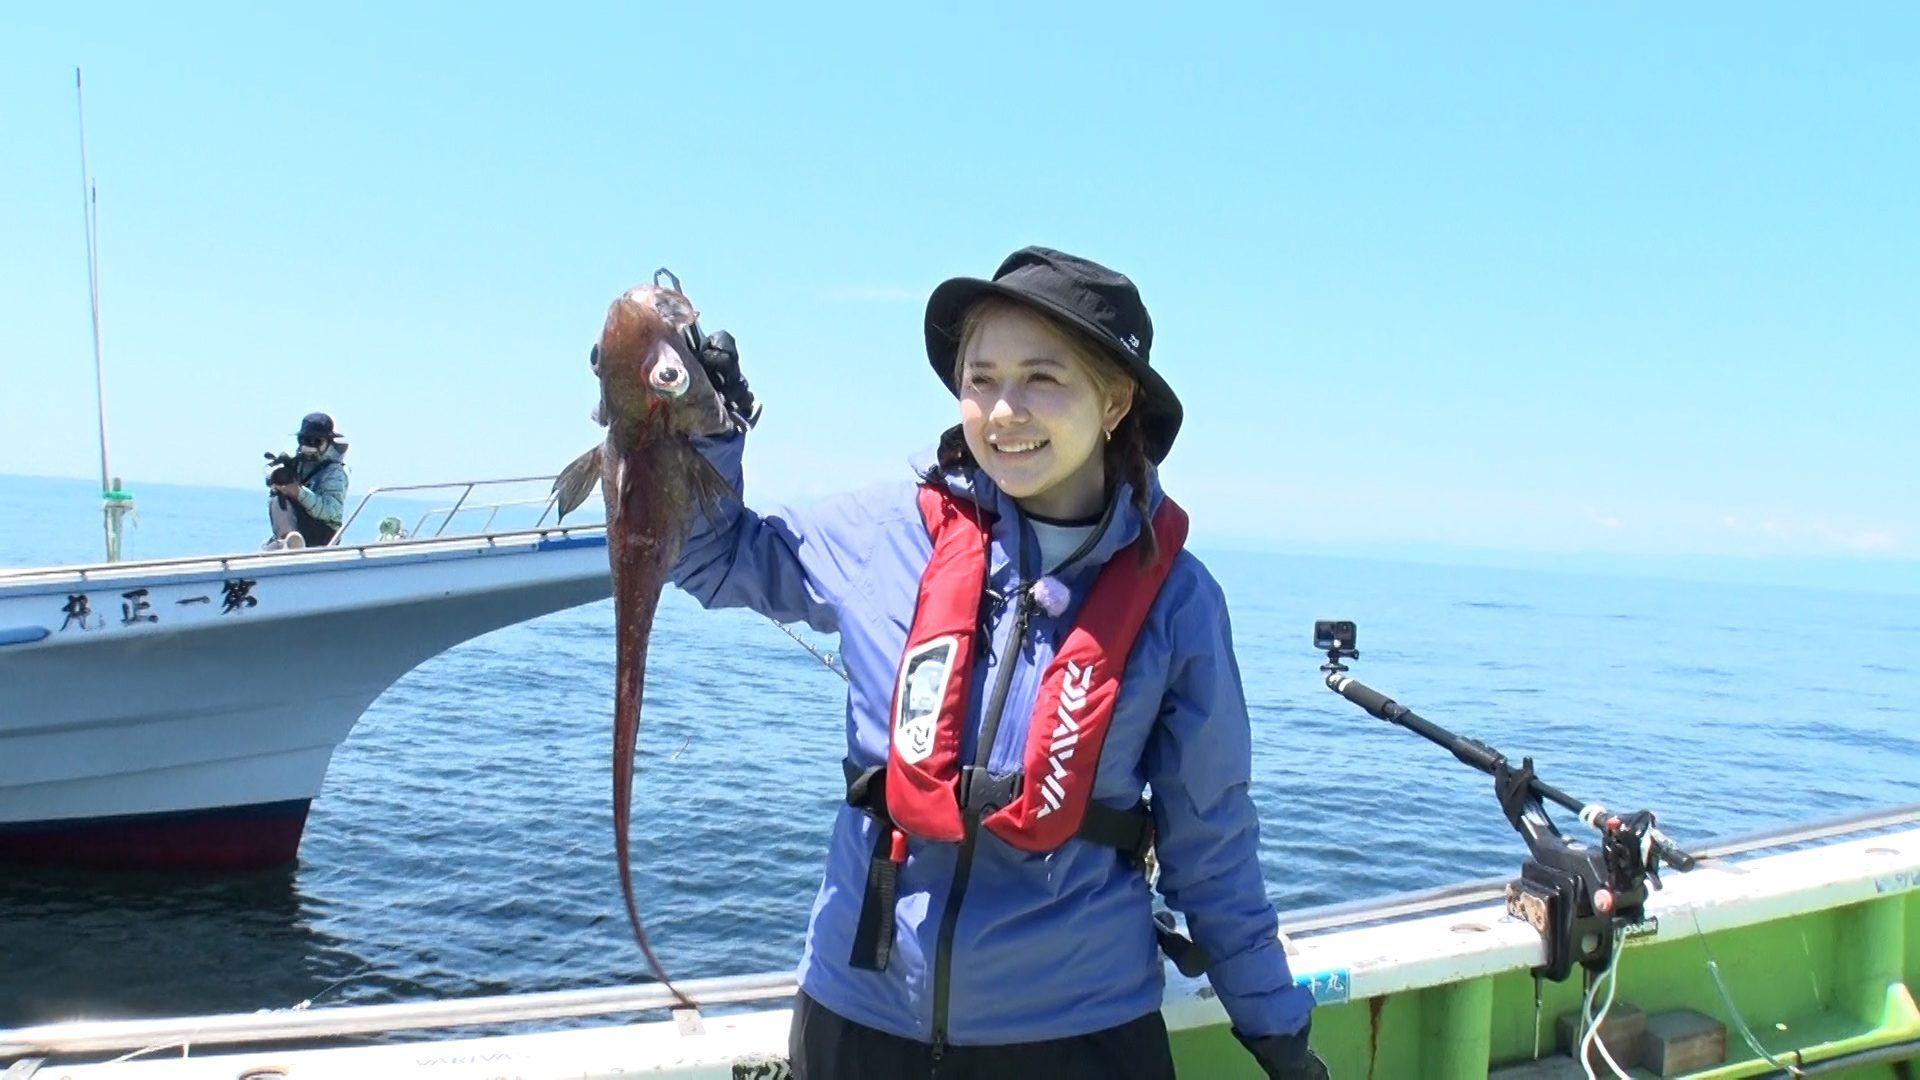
[{"left": 1310, "top": 620, "right": 1697, "bottom": 980}]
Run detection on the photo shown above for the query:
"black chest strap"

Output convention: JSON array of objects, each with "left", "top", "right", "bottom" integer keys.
[{"left": 841, "top": 759, "right": 1154, "bottom": 972}]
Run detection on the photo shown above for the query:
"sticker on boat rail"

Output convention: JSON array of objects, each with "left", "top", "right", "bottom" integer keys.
[
  {"left": 536, "top": 534, "right": 609, "bottom": 552},
  {"left": 1877, "top": 869, "right": 1919, "bottom": 896},
  {"left": 1296, "top": 967, "right": 1352, "bottom": 1005}
]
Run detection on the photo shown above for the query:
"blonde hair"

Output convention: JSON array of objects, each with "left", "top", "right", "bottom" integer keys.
[{"left": 938, "top": 296, "right": 1161, "bottom": 565}]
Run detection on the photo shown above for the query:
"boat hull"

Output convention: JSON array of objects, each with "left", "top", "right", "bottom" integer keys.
[{"left": 0, "top": 530, "right": 611, "bottom": 870}]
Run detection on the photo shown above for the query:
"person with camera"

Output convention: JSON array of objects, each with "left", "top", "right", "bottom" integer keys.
[
  {"left": 667, "top": 248, "right": 1326, "bottom": 1079},
  {"left": 266, "top": 413, "right": 349, "bottom": 549}
]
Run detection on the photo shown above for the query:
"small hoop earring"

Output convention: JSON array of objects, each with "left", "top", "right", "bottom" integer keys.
[{"left": 1103, "top": 429, "right": 1113, "bottom": 443}]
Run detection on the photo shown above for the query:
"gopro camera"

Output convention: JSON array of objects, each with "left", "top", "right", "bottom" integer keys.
[
  {"left": 1314, "top": 620, "right": 1357, "bottom": 653},
  {"left": 1315, "top": 619, "right": 1358, "bottom": 674}
]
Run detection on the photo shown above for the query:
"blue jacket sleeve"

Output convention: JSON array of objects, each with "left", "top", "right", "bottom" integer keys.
[
  {"left": 1144, "top": 560, "right": 1314, "bottom": 1038},
  {"left": 670, "top": 430, "right": 887, "bottom": 634}
]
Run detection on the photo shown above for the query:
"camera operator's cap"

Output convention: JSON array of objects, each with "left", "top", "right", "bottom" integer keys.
[
  {"left": 296, "top": 412, "right": 341, "bottom": 444},
  {"left": 925, "top": 245, "right": 1183, "bottom": 463}
]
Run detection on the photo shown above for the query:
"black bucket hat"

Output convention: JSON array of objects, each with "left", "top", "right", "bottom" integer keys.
[{"left": 925, "top": 246, "right": 1183, "bottom": 463}]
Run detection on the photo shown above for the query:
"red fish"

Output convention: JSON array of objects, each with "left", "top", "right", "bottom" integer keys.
[{"left": 555, "top": 280, "right": 730, "bottom": 1002}]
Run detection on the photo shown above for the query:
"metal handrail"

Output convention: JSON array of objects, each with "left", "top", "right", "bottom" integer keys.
[
  {"left": 409, "top": 497, "right": 558, "bottom": 541},
  {"left": 334, "top": 475, "right": 566, "bottom": 544},
  {"left": 0, "top": 523, "right": 606, "bottom": 588},
  {"left": 0, "top": 476, "right": 586, "bottom": 585},
  {"left": 0, "top": 972, "right": 797, "bottom": 1058}
]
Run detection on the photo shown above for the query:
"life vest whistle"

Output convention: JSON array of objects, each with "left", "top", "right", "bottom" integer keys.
[{"left": 884, "top": 484, "right": 1189, "bottom": 853}]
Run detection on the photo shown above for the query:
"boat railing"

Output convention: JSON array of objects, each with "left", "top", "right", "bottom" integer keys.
[
  {"left": 3, "top": 803, "right": 1914, "bottom": 1061},
  {"left": 335, "top": 475, "right": 577, "bottom": 544},
  {"left": 0, "top": 972, "right": 798, "bottom": 1058},
  {"left": 0, "top": 520, "right": 605, "bottom": 587}
]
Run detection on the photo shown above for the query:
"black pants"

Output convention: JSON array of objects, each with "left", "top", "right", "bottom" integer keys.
[{"left": 789, "top": 989, "right": 1177, "bottom": 1080}]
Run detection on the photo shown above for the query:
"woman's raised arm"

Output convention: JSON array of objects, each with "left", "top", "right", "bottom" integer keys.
[{"left": 671, "top": 429, "right": 905, "bottom": 634}]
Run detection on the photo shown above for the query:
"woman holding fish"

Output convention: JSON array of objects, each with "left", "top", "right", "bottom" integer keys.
[{"left": 663, "top": 248, "right": 1323, "bottom": 1078}]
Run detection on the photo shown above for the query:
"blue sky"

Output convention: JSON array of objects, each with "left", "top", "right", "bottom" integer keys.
[{"left": 3, "top": 5, "right": 1915, "bottom": 585}]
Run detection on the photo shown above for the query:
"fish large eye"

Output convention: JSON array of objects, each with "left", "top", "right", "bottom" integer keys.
[
  {"left": 648, "top": 356, "right": 690, "bottom": 398},
  {"left": 589, "top": 344, "right": 600, "bottom": 371}
]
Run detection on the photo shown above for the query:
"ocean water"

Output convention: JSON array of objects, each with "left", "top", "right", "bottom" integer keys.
[{"left": 0, "top": 474, "right": 1914, "bottom": 1026}]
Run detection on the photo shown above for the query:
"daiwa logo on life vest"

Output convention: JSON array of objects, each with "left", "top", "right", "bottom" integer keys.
[
  {"left": 894, "top": 636, "right": 958, "bottom": 765},
  {"left": 1036, "top": 660, "right": 1097, "bottom": 818}
]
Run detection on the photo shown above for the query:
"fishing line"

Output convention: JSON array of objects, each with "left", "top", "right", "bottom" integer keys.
[
  {"left": 96, "top": 961, "right": 380, "bottom": 1063},
  {"left": 1689, "top": 907, "right": 1805, "bottom": 1076},
  {"left": 106, "top": 1036, "right": 191, "bottom": 1064},
  {"left": 291, "top": 960, "right": 378, "bottom": 1011},
  {"left": 684, "top": 441, "right": 849, "bottom": 682}
]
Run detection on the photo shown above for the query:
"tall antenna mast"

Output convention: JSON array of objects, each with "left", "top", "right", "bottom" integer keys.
[{"left": 75, "top": 67, "right": 133, "bottom": 561}]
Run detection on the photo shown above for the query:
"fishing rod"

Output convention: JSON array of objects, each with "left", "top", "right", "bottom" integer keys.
[
  {"left": 1313, "top": 620, "right": 1697, "bottom": 982},
  {"left": 74, "top": 67, "right": 134, "bottom": 562}
]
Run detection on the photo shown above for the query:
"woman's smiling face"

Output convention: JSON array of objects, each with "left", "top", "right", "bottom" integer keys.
[{"left": 958, "top": 302, "right": 1131, "bottom": 521}]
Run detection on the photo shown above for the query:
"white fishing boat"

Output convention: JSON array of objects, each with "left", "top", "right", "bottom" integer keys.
[
  {"left": 0, "top": 478, "right": 611, "bottom": 870},
  {"left": 2, "top": 805, "right": 1913, "bottom": 1078},
  {"left": 0, "top": 73, "right": 623, "bottom": 871}
]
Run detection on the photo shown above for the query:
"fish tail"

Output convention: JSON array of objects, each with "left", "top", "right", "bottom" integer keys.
[{"left": 610, "top": 554, "right": 693, "bottom": 1008}]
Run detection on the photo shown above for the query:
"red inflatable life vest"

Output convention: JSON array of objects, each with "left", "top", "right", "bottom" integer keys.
[{"left": 884, "top": 484, "right": 1189, "bottom": 853}]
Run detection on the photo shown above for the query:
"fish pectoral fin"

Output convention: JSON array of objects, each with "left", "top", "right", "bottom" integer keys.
[
  {"left": 685, "top": 439, "right": 742, "bottom": 528},
  {"left": 553, "top": 446, "right": 604, "bottom": 521}
]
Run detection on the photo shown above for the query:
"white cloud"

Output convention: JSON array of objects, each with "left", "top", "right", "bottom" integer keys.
[
  {"left": 1715, "top": 513, "right": 1901, "bottom": 554},
  {"left": 1810, "top": 523, "right": 1900, "bottom": 553}
]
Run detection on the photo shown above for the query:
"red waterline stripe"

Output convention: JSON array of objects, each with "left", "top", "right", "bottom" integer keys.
[{"left": 0, "top": 799, "right": 311, "bottom": 872}]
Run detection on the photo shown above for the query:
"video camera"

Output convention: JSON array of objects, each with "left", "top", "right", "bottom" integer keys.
[{"left": 263, "top": 451, "right": 300, "bottom": 489}]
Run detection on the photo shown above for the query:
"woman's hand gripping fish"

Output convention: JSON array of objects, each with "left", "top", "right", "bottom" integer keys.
[{"left": 553, "top": 279, "right": 732, "bottom": 1004}]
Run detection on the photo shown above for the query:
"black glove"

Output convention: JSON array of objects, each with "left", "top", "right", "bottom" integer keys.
[
  {"left": 1234, "top": 1025, "right": 1330, "bottom": 1080},
  {"left": 695, "top": 330, "right": 760, "bottom": 429}
]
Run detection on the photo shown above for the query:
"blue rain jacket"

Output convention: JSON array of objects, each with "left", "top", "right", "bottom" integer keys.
[{"left": 670, "top": 430, "right": 1312, "bottom": 1046}]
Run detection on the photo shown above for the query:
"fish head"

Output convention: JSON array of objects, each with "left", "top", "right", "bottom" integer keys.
[{"left": 593, "top": 285, "right": 727, "bottom": 440}]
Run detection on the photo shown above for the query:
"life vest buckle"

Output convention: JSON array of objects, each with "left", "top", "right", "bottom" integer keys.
[{"left": 959, "top": 765, "right": 1021, "bottom": 818}]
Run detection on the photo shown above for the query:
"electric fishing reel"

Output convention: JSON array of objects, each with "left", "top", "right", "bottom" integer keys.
[{"left": 1314, "top": 620, "right": 1697, "bottom": 982}]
